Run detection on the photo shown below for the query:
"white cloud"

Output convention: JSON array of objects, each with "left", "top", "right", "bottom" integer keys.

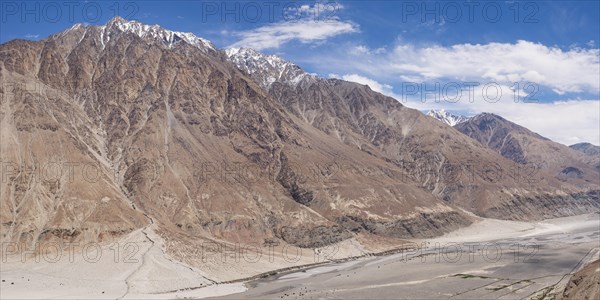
[
  {"left": 287, "top": 2, "right": 344, "bottom": 18},
  {"left": 229, "top": 19, "right": 358, "bottom": 50},
  {"left": 587, "top": 40, "right": 596, "bottom": 47},
  {"left": 350, "top": 45, "right": 386, "bottom": 55},
  {"left": 334, "top": 74, "right": 399, "bottom": 98},
  {"left": 24, "top": 34, "right": 39, "bottom": 39},
  {"left": 229, "top": 2, "right": 357, "bottom": 50},
  {"left": 351, "top": 45, "right": 370, "bottom": 55},
  {"left": 336, "top": 41, "right": 600, "bottom": 95}
]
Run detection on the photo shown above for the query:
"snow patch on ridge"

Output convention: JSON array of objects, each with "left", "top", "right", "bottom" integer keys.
[
  {"left": 60, "top": 16, "right": 216, "bottom": 52},
  {"left": 225, "top": 47, "right": 313, "bottom": 88},
  {"left": 427, "top": 109, "right": 470, "bottom": 126},
  {"left": 107, "top": 16, "right": 215, "bottom": 51}
]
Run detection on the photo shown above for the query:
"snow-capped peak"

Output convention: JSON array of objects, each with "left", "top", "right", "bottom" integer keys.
[
  {"left": 225, "top": 47, "right": 312, "bottom": 88},
  {"left": 426, "top": 109, "right": 470, "bottom": 126},
  {"left": 106, "top": 16, "right": 215, "bottom": 51},
  {"left": 59, "top": 16, "right": 215, "bottom": 52}
]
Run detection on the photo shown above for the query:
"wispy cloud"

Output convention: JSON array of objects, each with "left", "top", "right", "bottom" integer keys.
[
  {"left": 230, "top": 20, "right": 358, "bottom": 50},
  {"left": 286, "top": 1, "right": 345, "bottom": 17},
  {"left": 229, "top": 2, "right": 358, "bottom": 50},
  {"left": 24, "top": 34, "right": 39, "bottom": 39},
  {"left": 387, "top": 41, "right": 599, "bottom": 94},
  {"left": 350, "top": 45, "right": 386, "bottom": 55},
  {"left": 313, "top": 40, "right": 600, "bottom": 96},
  {"left": 330, "top": 73, "right": 399, "bottom": 98}
]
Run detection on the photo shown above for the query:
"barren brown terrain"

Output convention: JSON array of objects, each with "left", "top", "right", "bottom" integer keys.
[{"left": 0, "top": 17, "right": 598, "bottom": 293}]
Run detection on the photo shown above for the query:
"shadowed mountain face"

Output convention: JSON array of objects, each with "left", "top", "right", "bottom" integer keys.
[
  {"left": 570, "top": 142, "right": 600, "bottom": 156},
  {"left": 1, "top": 17, "right": 598, "bottom": 261},
  {"left": 454, "top": 113, "right": 599, "bottom": 186},
  {"left": 453, "top": 113, "right": 546, "bottom": 164},
  {"left": 569, "top": 143, "right": 600, "bottom": 173}
]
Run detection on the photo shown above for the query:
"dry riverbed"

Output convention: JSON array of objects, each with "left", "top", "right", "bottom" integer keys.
[
  {"left": 218, "top": 213, "right": 600, "bottom": 299},
  {"left": 1, "top": 213, "right": 598, "bottom": 299}
]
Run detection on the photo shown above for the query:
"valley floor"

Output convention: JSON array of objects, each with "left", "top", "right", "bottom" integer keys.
[
  {"left": 218, "top": 213, "right": 600, "bottom": 299},
  {"left": 1, "top": 213, "right": 598, "bottom": 299}
]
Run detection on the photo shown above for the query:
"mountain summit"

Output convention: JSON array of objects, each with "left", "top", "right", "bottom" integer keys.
[
  {"left": 57, "top": 16, "right": 216, "bottom": 52},
  {"left": 570, "top": 142, "right": 600, "bottom": 156},
  {"left": 426, "top": 109, "right": 470, "bottom": 126},
  {"left": 225, "top": 47, "right": 313, "bottom": 88}
]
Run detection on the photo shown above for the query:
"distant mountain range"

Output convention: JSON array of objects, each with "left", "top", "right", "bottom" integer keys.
[
  {"left": 455, "top": 113, "right": 599, "bottom": 184},
  {"left": 570, "top": 142, "right": 600, "bottom": 156},
  {"left": 428, "top": 109, "right": 599, "bottom": 182}
]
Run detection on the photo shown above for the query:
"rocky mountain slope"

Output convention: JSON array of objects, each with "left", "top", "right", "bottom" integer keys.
[
  {"left": 570, "top": 142, "right": 600, "bottom": 156},
  {"left": 1, "top": 17, "right": 598, "bottom": 278},
  {"left": 559, "top": 259, "right": 600, "bottom": 300},
  {"left": 570, "top": 143, "right": 600, "bottom": 173},
  {"left": 226, "top": 44, "right": 599, "bottom": 220},
  {"left": 454, "top": 113, "right": 599, "bottom": 187},
  {"left": 0, "top": 17, "right": 468, "bottom": 251}
]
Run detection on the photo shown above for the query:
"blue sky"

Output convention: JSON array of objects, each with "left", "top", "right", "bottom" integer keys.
[{"left": 1, "top": 1, "right": 599, "bottom": 144}]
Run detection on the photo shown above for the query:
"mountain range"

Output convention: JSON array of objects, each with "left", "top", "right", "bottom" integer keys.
[
  {"left": 455, "top": 113, "right": 599, "bottom": 184},
  {"left": 1, "top": 17, "right": 598, "bottom": 281}
]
